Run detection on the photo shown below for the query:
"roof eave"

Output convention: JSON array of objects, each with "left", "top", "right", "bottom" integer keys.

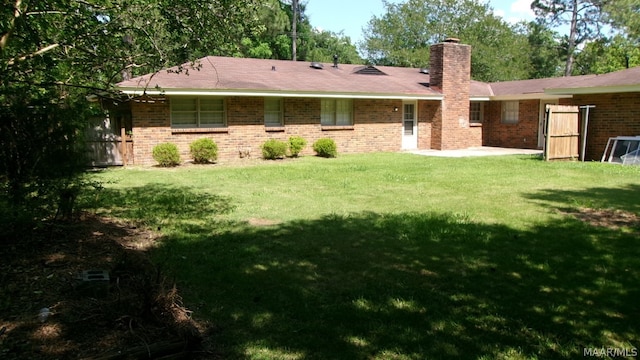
[
  {"left": 490, "top": 93, "right": 573, "bottom": 101},
  {"left": 545, "top": 84, "right": 640, "bottom": 95},
  {"left": 117, "top": 88, "right": 444, "bottom": 100}
]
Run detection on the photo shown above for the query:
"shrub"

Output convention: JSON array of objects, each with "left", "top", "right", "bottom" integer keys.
[
  {"left": 152, "top": 143, "right": 181, "bottom": 167},
  {"left": 313, "top": 138, "right": 338, "bottom": 158},
  {"left": 288, "top": 136, "right": 307, "bottom": 157},
  {"left": 261, "top": 139, "right": 288, "bottom": 160},
  {"left": 190, "top": 138, "right": 218, "bottom": 164}
]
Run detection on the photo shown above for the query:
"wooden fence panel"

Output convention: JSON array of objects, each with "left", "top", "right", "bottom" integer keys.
[{"left": 544, "top": 105, "right": 580, "bottom": 161}]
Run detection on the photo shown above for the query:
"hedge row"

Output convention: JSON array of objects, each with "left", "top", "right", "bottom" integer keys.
[{"left": 152, "top": 136, "right": 337, "bottom": 167}]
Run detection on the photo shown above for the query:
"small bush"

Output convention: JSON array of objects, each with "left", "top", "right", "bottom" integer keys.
[
  {"left": 313, "top": 138, "right": 338, "bottom": 158},
  {"left": 261, "top": 139, "right": 288, "bottom": 160},
  {"left": 288, "top": 136, "right": 307, "bottom": 157},
  {"left": 152, "top": 143, "right": 181, "bottom": 167},
  {"left": 190, "top": 138, "right": 218, "bottom": 164}
]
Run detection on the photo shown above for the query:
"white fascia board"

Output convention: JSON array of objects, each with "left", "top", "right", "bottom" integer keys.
[
  {"left": 545, "top": 84, "right": 640, "bottom": 95},
  {"left": 118, "top": 88, "right": 443, "bottom": 101},
  {"left": 490, "top": 93, "right": 573, "bottom": 101},
  {"left": 470, "top": 97, "right": 491, "bottom": 101}
]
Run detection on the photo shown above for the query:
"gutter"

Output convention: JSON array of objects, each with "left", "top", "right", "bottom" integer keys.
[{"left": 118, "top": 88, "right": 444, "bottom": 101}]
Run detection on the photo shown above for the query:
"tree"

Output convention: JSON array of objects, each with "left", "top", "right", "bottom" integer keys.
[
  {"left": 531, "top": 0, "right": 605, "bottom": 76},
  {"left": 573, "top": 34, "right": 640, "bottom": 74},
  {"left": 361, "top": 0, "right": 531, "bottom": 81},
  {"left": 525, "top": 21, "right": 564, "bottom": 78},
  {"left": 0, "top": 0, "right": 261, "bottom": 225},
  {"left": 305, "top": 30, "right": 362, "bottom": 64},
  {"left": 603, "top": 0, "right": 640, "bottom": 40},
  {"left": 237, "top": 0, "right": 291, "bottom": 59}
]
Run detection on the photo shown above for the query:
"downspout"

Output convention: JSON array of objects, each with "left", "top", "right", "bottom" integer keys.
[{"left": 580, "top": 105, "right": 595, "bottom": 161}]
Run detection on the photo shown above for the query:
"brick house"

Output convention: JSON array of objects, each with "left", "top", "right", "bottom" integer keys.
[
  {"left": 112, "top": 39, "right": 640, "bottom": 164},
  {"left": 482, "top": 68, "right": 640, "bottom": 161}
]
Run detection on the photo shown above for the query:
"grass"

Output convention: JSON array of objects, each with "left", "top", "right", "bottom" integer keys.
[{"left": 82, "top": 153, "right": 640, "bottom": 359}]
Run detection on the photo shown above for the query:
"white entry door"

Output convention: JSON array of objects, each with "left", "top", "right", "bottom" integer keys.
[
  {"left": 538, "top": 99, "right": 558, "bottom": 148},
  {"left": 402, "top": 101, "right": 418, "bottom": 149}
]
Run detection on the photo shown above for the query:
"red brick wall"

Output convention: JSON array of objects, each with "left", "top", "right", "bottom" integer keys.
[
  {"left": 131, "top": 96, "right": 440, "bottom": 165},
  {"left": 482, "top": 100, "right": 541, "bottom": 149},
  {"left": 567, "top": 92, "right": 640, "bottom": 161},
  {"left": 429, "top": 42, "right": 482, "bottom": 149}
]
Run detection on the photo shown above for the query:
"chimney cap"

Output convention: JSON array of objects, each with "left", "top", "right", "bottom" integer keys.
[{"left": 444, "top": 37, "right": 460, "bottom": 43}]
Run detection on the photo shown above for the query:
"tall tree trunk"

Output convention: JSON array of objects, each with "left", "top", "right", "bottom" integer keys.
[
  {"left": 565, "top": 0, "right": 579, "bottom": 76},
  {"left": 292, "top": 0, "right": 298, "bottom": 61}
]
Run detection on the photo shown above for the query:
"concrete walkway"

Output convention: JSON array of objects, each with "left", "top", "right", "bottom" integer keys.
[{"left": 406, "top": 146, "right": 543, "bottom": 158}]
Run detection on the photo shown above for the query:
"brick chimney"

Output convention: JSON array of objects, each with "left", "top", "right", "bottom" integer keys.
[{"left": 429, "top": 38, "right": 478, "bottom": 150}]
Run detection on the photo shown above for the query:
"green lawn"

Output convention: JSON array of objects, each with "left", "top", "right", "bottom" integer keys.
[{"left": 84, "top": 153, "right": 640, "bottom": 359}]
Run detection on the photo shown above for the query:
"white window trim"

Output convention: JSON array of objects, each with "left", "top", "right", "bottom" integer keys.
[
  {"left": 321, "top": 98, "right": 353, "bottom": 126},
  {"left": 501, "top": 101, "right": 519, "bottom": 124},
  {"left": 264, "top": 97, "right": 284, "bottom": 127},
  {"left": 170, "top": 96, "right": 226, "bottom": 128},
  {"left": 470, "top": 101, "right": 484, "bottom": 124}
]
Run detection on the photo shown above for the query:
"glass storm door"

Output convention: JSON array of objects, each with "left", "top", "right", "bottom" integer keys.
[{"left": 402, "top": 102, "right": 418, "bottom": 149}]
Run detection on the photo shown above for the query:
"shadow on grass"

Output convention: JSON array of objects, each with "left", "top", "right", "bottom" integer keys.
[
  {"left": 524, "top": 183, "right": 640, "bottom": 215},
  {"left": 87, "top": 184, "right": 640, "bottom": 359},
  {"left": 82, "top": 183, "right": 236, "bottom": 229}
]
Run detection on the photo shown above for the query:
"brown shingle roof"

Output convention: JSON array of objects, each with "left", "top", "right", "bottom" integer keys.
[
  {"left": 488, "top": 66, "right": 640, "bottom": 97},
  {"left": 117, "top": 56, "right": 444, "bottom": 99},
  {"left": 545, "top": 66, "right": 640, "bottom": 94},
  {"left": 117, "top": 56, "right": 640, "bottom": 99},
  {"left": 489, "top": 75, "right": 596, "bottom": 97}
]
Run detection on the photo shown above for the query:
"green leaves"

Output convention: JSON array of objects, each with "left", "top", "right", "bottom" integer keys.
[{"left": 361, "top": 0, "right": 532, "bottom": 81}]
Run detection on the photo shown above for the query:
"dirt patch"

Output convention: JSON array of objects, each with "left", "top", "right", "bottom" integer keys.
[
  {"left": 0, "top": 215, "right": 211, "bottom": 359},
  {"left": 563, "top": 208, "right": 640, "bottom": 233},
  {"left": 248, "top": 218, "right": 282, "bottom": 227}
]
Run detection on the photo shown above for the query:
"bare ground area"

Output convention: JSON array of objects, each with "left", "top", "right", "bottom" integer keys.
[
  {"left": 563, "top": 208, "right": 640, "bottom": 233},
  {"left": 0, "top": 215, "right": 211, "bottom": 359}
]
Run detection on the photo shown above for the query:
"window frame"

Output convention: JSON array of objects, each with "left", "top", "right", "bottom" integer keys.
[
  {"left": 501, "top": 101, "right": 519, "bottom": 124},
  {"left": 321, "top": 98, "right": 353, "bottom": 126},
  {"left": 264, "top": 97, "right": 284, "bottom": 127},
  {"left": 469, "top": 101, "right": 484, "bottom": 124},
  {"left": 170, "top": 96, "right": 226, "bottom": 128}
]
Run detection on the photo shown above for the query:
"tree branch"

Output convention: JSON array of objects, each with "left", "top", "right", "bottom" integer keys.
[
  {"left": 7, "top": 43, "right": 60, "bottom": 65},
  {"left": 0, "top": 0, "right": 24, "bottom": 51}
]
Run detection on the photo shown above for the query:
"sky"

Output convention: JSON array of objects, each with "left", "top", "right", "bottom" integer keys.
[{"left": 304, "top": 0, "right": 536, "bottom": 45}]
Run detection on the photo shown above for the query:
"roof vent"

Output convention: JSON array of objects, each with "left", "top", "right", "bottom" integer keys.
[
  {"left": 333, "top": 54, "right": 339, "bottom": 68},
  {"left": 354, "top": 65, "right": 387, "bottom": 75},
  {"left": 310, "top": 62, "right": 324, "bottom": 70},
  {"left": 419, "top": 68, "right": 429, "bottom": 74}
]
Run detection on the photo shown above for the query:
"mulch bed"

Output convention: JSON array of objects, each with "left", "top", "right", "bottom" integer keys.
[{"left": 0, "top": 215, "right": 211, "bottom": 359}]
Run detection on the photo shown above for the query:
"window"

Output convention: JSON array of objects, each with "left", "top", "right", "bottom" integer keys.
[
  {"left": 321, "top": 99, "right": 353, "bottom": 126},
  {"left": 171, "top": 97, "right": 225, "bottom": 128},
  {"left": 469, "top": 102, "right": 484, "bottom": 124},
  {"left": 501, "top": 101, "right": 519, "bottom": 124},
  {"left": 264, "top": 97, "right": 283, "bottom": 126},
  {"left": 404, "top": 103, "right": 415, "bottom": 135}
]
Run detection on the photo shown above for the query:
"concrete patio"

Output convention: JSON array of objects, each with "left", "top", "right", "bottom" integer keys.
[{"left": 407, "top": 146, "right": 543, "bottom": 158}]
